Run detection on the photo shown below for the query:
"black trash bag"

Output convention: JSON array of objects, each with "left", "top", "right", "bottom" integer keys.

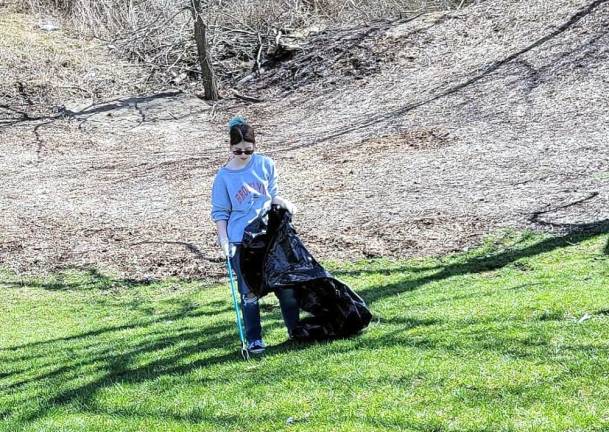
[{"left": 240, "top": 205, "right": 372, "bottom": 340}]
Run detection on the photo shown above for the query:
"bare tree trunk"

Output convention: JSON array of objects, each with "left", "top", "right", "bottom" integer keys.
[{"left": 191, "top": 0, "right": 219, "bottom": 100}]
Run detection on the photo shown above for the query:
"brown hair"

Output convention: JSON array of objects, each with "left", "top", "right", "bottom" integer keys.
[{"left": 230, "top": 123, "right": 255, "bottom": 146}]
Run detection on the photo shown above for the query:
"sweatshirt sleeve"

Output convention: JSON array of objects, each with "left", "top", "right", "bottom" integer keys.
[
  {"left": 210, "top": 174, "right": 231, "bottom": 221},
  {"left": 267, "top": 158, "right": 279, "bottom": 199}
]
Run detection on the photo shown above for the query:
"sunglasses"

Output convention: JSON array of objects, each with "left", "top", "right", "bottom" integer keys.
[{"left": 232, "top": 149, "right": 255, "bottom": 155}]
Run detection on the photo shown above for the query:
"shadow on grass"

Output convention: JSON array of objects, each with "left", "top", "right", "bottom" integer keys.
[
  {"left": 0, "top": 267, "right": 159, "bottom": 291},
  {"left": 0, "top": 302, "right": 226, "bottom": 353},
  {"left": 359, "top": 218, "right": 609, "bottom": 306},
  {"left": 375, "top": 316, "right": 440, "bottom": 328},
  {"left": 332, "top": 264, "right": 442, "bottom": 278},
  {"left": 405, "top": 282, "right": 545, "bottom": 309},
  {"left": 0, "top": 283, "right": 319, "bottom": 428}
]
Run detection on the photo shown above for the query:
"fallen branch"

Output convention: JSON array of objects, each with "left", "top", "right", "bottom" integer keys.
[{"left": 230, "top": 89, "right": 264, "bottom": 103}]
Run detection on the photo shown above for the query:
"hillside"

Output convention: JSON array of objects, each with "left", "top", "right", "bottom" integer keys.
[{"left": 1, "top": 0, "right": 608, "bottom": 278}]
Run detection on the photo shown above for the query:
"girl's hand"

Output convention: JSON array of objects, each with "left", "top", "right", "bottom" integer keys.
[
  {"left": 219, "top": 239, "right": 236, "bottom": 258},
  {"left": 272, "top": 196, "right": 297, "bottom": 215},
  {"left": 215, "top": 221, "right": 235, "bottom": 258}
]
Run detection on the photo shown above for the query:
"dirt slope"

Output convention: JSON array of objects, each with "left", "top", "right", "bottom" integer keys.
[{"left": 1, "top": 0, "right": 608, "bottom": 279}]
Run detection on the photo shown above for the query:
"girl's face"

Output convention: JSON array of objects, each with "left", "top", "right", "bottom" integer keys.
[{"left": 230, "top": 140, "right": 255, "bottom": 162}]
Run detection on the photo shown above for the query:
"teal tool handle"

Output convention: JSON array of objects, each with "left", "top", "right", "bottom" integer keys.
[{"left": 226, "top": 257, "right": 246, "bottom": 345}]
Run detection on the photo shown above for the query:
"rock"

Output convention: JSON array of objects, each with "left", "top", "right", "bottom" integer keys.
[
  {"left": 37, "top": 21, "right": 61, "bottom": 32},
  {"left": 363, "top": 238, "right": 385, "bottom": 258},
  {"left": 577, "top": 313, "right": 592, "bottom": 323}
]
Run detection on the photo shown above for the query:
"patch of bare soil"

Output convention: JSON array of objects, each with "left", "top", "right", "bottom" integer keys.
[{"left": 1, "top": 0, "right": 609, "bottom": 280}]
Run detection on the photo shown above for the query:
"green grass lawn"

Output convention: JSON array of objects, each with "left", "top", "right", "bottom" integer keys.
[{"left": 2, "top": 230, "right": 609, "bottom": 431}]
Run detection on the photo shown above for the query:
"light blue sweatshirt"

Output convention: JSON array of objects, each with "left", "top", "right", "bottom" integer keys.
[{"left": 210, "top": 153, "right": 278, "bottom": 243}]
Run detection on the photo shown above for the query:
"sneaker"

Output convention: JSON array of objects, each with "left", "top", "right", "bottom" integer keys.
[{"left": 247, "top": 339, "right": 266, "bottom": 354}]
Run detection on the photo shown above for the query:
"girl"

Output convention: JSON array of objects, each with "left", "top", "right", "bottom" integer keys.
[{"left": 211, "top": 116, "right": 299, "bottom": 354}]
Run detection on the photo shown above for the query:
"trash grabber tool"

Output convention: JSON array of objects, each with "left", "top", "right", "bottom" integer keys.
[{"left": 226, "top": 256, "right": 249, "bottom": 360}]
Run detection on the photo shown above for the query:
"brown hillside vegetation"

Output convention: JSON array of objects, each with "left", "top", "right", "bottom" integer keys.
[{"left": 1, "top": 0, "right": 608, "bottom": 279}]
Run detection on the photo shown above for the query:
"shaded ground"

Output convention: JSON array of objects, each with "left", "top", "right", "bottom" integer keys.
[{"left": 1, "top": 0, "right": 608, "bottom": 279}]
